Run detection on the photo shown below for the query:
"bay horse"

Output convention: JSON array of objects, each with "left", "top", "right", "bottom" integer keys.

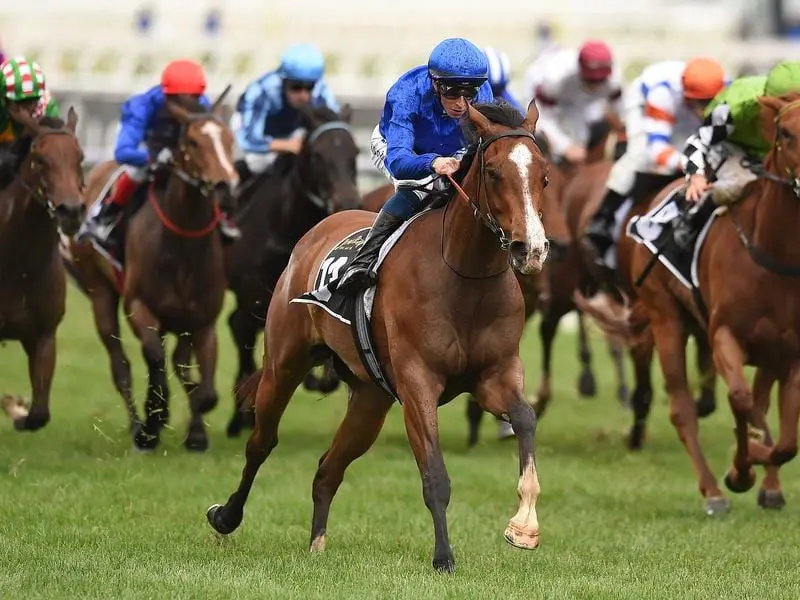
[
  {"left": 206, "top": 101, "right": 550, "bottom": 571},
  {"left": 0, "top": 106, "right": 85, "bottom": 430},
  {"left": 66, "top": 93, "right": 238, "bottom": 451},
  {"left": 603, "top": 91, "right": 800, "bottom": 514},
  {"left": 224, "top": 105, "right": 360, "bottom": 438}
]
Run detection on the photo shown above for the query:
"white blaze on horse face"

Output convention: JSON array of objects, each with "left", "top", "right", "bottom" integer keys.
[
  {"left": 200, "top": 121, "right": 239, "bottom": 186},
  {"left": 509, "top": 142, "right": 547, "bottom": 261}
]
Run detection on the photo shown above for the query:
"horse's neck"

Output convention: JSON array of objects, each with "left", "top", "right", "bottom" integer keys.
[
  {"left": 442, "top": 177, "right": 509, "bottom": 278},
  {"left": 0, "top": 183, "right": 56, "bottom": 270},
  {"left": 160, "top": 175, "right": 217, "bottom": 234},
  {"left": 752, "top": 162, "right": 800, "bottom": 265}
]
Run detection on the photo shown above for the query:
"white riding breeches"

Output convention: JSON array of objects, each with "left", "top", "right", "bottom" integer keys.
[
  {"left": 709, "top": 143, "right": 758, "bottom": 206},
  {"left": 605, "top": 101, "right": 650, "bottom": 196}
]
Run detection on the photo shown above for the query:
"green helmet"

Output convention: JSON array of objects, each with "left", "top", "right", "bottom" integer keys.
[
  {"left": 764, "top": 60, "right": 800, "bottom": 97},
  {"left": 1, "top": 56, "right": 47, "bottom": 103}
]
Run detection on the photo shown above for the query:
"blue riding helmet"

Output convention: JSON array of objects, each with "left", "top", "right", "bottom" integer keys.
[
  {"left": 428, "top": 38, "right": 488, "bottom": 86},
  {"left": 279, "top": 43, "right": 325, "bottom": 83},
  {"left": 484, "top": 47, "right": 511, "bottom": 90}
]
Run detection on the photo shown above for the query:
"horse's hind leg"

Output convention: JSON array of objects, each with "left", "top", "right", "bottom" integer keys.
[
  {"left": 748, "top": 369, "right": 785, "bottom": 509},
  {"left": 694, "top": 334, "right": 717, "bottom": 418},
  {"left": 576, "top": 310, "right": 598, "bottom": 397},
  {"left": 627, "top": 332, "right": 654, "bottom": 450},
  {"left": 609, "top": 338, "right": 630, "bottom": 408},
  {"left": 309, "top": 383, "right": 393, "bottom": 551},
  {"left": 183, "top": 325, "right": 219, "bottom": 452},
  {"left": 474, "top": 357, "right": 541, "bottom": 551},
  {"left": 534, "top": 298, "right": 570, "bottom": 417},
  {"left": 171, "top": 334, "right": 198, "bottom": 398},
  {"left": 89, "top": 287, "right": 138, "bottom": 435},
  {"left": 127, "top": 299, "right": 169, "bottom": 451},
  {"left": 465, "top": 397, "right": 484, "bottom": 447},
  {"left": 14, "top": 331, "right": 57, "bottom": 431},
  {"left": 207, "top": 332, "right": 313, "bottom": 535},
  {"left": 227, "top": 303, "right": 259, "bottom": 438}
]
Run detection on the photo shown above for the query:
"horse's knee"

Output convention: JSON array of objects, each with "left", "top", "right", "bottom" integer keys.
[
  {"left": 668, "top": 397, "right": 695, "bottom": 430},
  {"left": 508, "top": 397, "right": 536, "bottom": 436},
  {"left": 728, "top": 386, "right": 752, "bottom": 414},
  {"left": 142, "top": 337, "right": 165, "bottom": 366}
]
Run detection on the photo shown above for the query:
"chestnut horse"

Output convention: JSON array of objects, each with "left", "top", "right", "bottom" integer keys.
[
  {"left": 66, "top": 94, "right": 237, "bottom": 451},
  {"left": 615, "top": 92, "right": 800, "bottom": 514},
  {"left": 207, "top": 102, "right": 549, "bottom": 571},
  {"left": 224, "top": 105, "right": 360, "bottom": 438},
  {"left": 0, "top": 106, "right": 85, "bottom": 430}
]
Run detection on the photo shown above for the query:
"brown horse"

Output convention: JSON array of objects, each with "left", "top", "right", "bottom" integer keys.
[
  {"left": 0, "top": 106, "right": 85, "bottom": 430},
  {"left": 224, "top": 105, "right": 360, "bottom": 438},
  {"left": 66, "top": 94, "right": 237, "bottom": 451},
  {"left": 612, "top": 92, "right": 800, "bottom": 514},
  {"left": 207, "top": 102, "right": 549, "bottom": 571}
]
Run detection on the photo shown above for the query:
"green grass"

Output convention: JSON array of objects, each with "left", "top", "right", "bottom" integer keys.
[{"left": 1, "top": 286, "right": 799, "bottom": 600}]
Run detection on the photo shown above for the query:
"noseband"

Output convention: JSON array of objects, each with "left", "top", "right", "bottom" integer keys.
[
  {"left": 301, "top": 120, "right": 352, "bottom": 213},
  {"left": 170, "top": 115, "right": 231, "bottom": 196},
  {"left": 448, "top": 129, "right": 539, "bottom": 250}
]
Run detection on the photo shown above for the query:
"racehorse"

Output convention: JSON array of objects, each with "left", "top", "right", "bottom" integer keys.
[
  {"left": 598, "top": 91, "right": 800, "bottom": 514},
  {"left": 206, "top": 101, "right": 550, "bottom": 571},
  {"left": 65, "top": 93, "right": 237, "bottom": 452},
  {"left": 0, "top": 106, "right": 85, "bottom": 430},
  {"left": 224, "top": 105, "right": 360, "bottom": 438}
]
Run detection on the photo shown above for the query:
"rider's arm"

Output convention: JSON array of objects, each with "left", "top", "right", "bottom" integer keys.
[
  {"left": 534, "top": 74, "right": 572, "bottom": 156},
  {"left": 114, "top": 94, "right": 150, "bottom": 166},
  {"left": 642, "top": 84, "right": 681, "bottom": 172},
  {"left": 681, "top": 103, "right": 734, "bottom": 177},
  {"left": 236, "top": 81, "right": 272, "bottom": 154},
  {"left": 315, "top": 80, "right": 340, "bottom": 113},
  {"left": 383, "top": 88, "right": 440, "bottom": 180}
]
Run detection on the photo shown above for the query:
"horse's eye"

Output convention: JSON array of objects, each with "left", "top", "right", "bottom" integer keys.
[
  {"left": 187, "top": 138, "right": 199, "bottom": 149},
  {"left": 543, "top": 176, "right": 550, "bottom": 188},
  {"left": 487, "top": 167, "right": 500, "bottom": 180}
]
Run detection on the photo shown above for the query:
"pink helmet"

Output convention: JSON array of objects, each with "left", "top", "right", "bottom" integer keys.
[{"left": 578, "top": 40, "right": 613, "bottom": 82}]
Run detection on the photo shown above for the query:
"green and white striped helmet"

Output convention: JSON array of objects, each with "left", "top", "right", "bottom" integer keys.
[{"left": 1, "top": 56, "right": 46, "bottom": 102}]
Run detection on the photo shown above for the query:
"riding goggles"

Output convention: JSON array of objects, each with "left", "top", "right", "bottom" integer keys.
[
  {"left": 285, "top": 79, "right": 316, "bottom": 92},
  {"left": 437, "top": 81, "right": 482, "bottom": 101}
]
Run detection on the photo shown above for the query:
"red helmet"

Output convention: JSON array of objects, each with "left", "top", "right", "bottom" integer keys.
[
  {"left": 578, "top": 41, "right": 613, "bottom": 82},
  {"left": 161, "top": 59, "right": 207, "bottom": 95}
]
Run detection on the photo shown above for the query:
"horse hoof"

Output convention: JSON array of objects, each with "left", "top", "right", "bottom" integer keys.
[
  {"left": 695, "top": 395, "right": 716, "bottom": 419},
  {"left": 316, "top": 379, "right": 341, "bottom": 395},
  {"left": 724, "top": 467, "right": 756, "bottom": 494},
  {"left": 309, "top": 534, "right": 326, "bottom": 552},
  {"left": 627, "top": 425, "right": 645, "bottom": 451},
  {"left": 206, "top": 504, "right": 238, "bottom": 535},
  {"left": 13, "top": 412, "right": 49, "bottom": 432},
  {"left": 133, "top": 428, "right": 160, "bottom": 452},
  {"left": 704, "top": 496, "right": 730, "bottom": 517},
  {"left": 578, "top": 371, "right": 597, "bottom": 397},
  {"left": 504, "top": 520, "right": 540, "bottom": 550},
  {"left": 432, "top": 556, "right": 455, "bottom": 573},
  {"left": 185, "top": 436, "right": 209, "bottom": 452},
  {"left": 302, "top": 372, "right": 319, "bottom": 392},
  {"left": 757, "top": 489, "right": 786, "bottom": 510}
]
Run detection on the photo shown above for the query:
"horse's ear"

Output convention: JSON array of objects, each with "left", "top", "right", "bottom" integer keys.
[
  {"left": 165, "top": 99, "right": 192, "bottom": 124},
  {"left": 467, "top": 103, "right": 492, "bottom": 136},
  {"left": 212, "top": 84, "right": 232, "bottom": 115},
  {"left": 297, "top": 104, "right": 317, "bottom": 130},
  {"left": 759, "top": 95, "right": 785, "bottom": 143},
  {"left": 7, "top": 101, "right": 41, "bottom": 136},
  {"left": 339, "top": 103, "right": 352, "bottom": 124},
  {"left": 66, "top": 106, "right": 79, "bottom": 133},
  {"left": 522, "top": 100, "right": 539, "bottom": 134}
]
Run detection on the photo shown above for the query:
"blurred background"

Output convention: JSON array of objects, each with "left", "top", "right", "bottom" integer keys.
[{"left": 1, "top": 0, "right": 798, "bottom": 189}]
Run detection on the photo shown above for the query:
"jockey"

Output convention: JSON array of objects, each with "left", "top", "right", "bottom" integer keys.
[
  {"left": 77, "top": 59, "right": 242, "bottom": 246},
  {"left": 0, "top": 56, "right": 59, "bottom": 172},
  {"left": 335, "top": 37, "right": 493, "bottom": 295},
  {"left": 584, "top": 57, "right": 727, "bottom": 261},
  {"left": 231, "top": 43, "right": 338, "bottom": 182},
  {"left": 527, "top": 41, "right": 622, "bottom": 166},
  {"left": 673, "top": 60, "right": 800, "bottom": 247},
  {"left": 484, "top": 47, "right": 522, "bottom": 113}
]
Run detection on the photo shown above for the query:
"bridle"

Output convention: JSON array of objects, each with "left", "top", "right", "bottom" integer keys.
[{"left": 300, "top": 119, "right": 353, "bottom": 213}]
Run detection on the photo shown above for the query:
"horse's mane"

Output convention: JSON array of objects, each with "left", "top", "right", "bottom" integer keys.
[
  {"left": 425, "top": 100, "right": 526, "bottom": 208},
  {"left": 302, "top": 105, "right": 341, "bottom": 124}
]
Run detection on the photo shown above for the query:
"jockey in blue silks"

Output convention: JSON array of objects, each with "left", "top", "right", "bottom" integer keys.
[
  {"left": 336, "top": 37, "right": 493, "bottom": 295},
  {"left": 484, "top": 47, "right": 523, "bottom": 113},
  {"left": 231, "top": 43, "right": 339, "bottom": 181}
]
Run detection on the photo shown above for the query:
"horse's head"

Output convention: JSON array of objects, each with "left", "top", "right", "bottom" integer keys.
[
  {"left": 760, "top": 91, "right": 800, "bottom": 197},
  {"left": 8, "top": 103, "right": 85, "bottom": 235},
  {"left": 165, "top": 91, "right": 239, "bottom": 211},
  {"left": 296, "top": 104, "right": 360, "bottom": 212},
  {"left": 462, "top": 101, "right": 550, "bottom": 274}
]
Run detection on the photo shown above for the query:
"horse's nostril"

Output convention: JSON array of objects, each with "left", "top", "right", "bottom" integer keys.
[{"left": 510, "top": 241, "right": 529, "bottom": 261}]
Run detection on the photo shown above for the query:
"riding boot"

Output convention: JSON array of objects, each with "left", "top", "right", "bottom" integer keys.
[
  {"left": 76, "top": 172, "right": 139, "bottom": 245},
  {"left": 218, "top": 214, "right": 242, "bottom": 245},
  {"left": 673, "top": 196, "right": 717, "bottom": 249},
  {"left": 335, "top": 208, "right": 406, "bottom": 295},
  {"left": 584, "top": 189, "right": 627, "bottom": 259}
]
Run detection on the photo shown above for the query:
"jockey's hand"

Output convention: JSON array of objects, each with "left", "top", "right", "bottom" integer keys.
[
  {"left": 563, "top": 144, "right": 587, "bottom": 165},
  {"left": 685, "top": 174, "right": 712, "bottom": 202},
  {"left": 432, "top": 157, "right": 460, "bottom": 176},
  {"left": 156, "top": 147, "right": 173, "bottom": 165},
  {"left": 271, "top": 137, "right": 304, "bottom": 155}
]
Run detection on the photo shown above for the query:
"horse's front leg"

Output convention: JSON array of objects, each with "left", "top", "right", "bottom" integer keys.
[
  {"left": 474, "top": 356, "right": 541, "bottom": 550},
  {"left": 184, "top": 324, "right": 219, "bottom": 452},
  {"left": 14, "top": 331, "right": 57, "bottom": 431}
]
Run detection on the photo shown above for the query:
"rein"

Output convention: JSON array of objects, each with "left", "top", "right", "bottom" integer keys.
[
  {"left": 12, "top": 129, "right": 79, "bottom": 217},
  {"left": 148, "top": 182, "right": 222, "bottom": 238}
]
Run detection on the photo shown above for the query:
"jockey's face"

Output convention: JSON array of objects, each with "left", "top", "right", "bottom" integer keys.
[
  {"left": 284, "top": 80, "right": 314, "bottom": 109},
  {"left": 9, "top": 98, "right": 40, "bottom": 120},
  {"left": 435, "top": 81, "right": 480, "bottom": 119},
  {"left": 579, "top": 77, "right": 606, "bottom": 93},
  {"left": 685, "top": 98, "right": 710, "bottom": 120}
]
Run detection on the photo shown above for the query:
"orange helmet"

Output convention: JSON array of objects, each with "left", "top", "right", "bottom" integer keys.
[
  {"left": 161, "top": 59, "right": 207, "bottom": 96},
  {"left": 682, "top": 57, "right": 726, "bottom": 100}
]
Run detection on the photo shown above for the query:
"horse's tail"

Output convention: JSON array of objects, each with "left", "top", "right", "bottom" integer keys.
[
  {"left": 572, "top": 289, "right": 644, "bottom": 347},
  {"left": 235, "top": 368, "right": 263, "bottom": 406}
]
